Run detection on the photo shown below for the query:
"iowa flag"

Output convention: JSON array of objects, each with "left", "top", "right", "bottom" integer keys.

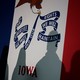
[{"left": 0, "top": 0, "right": 80, "bottom": 80}]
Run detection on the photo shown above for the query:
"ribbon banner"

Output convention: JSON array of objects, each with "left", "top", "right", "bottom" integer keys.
[
  {"left": 14, "top": 16, "right": 28, "bottom": 49},
  {"left": 38, "top": 11, "right": 61, "bottom": 43},
  {"left": 14, "top": 11, "right": 61, "bottom": 50},
  {"left": 38, "top": 33, "right": 60, "bottom": 42},
  {"left": 40, "top": 11, "right": 60, "bottom": 20},
  {"left": 24, "top": 15, "right": 40, "bottom": 50}
]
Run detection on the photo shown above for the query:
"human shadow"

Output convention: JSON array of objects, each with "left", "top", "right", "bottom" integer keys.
[
  {"left": 11, "top": 47, "right": 37, "bottom": 80},
  {"left": 67, "top": 50, "right": 80, "bottom": 80},
  {"left": 10, "top": 30, "right": 66, "bottom": 80},
  {"left": 0, "top": 46, "right": 9, "bottom": 80},
  {"left": 11, "top": 48, "right": 27, "bottom": 80},
  {"left": 35, "top": 30, "right": 62, "bottom": 80}
]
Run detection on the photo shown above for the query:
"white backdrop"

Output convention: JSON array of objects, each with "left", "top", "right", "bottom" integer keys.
[{"left": 7, "top": 0, "right": 69, "bottom": 80}]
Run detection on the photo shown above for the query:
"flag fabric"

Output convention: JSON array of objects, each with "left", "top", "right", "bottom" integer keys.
[
  {"left": 61, "top": 0, "right": 80, "bottom": 80},
  {"left": 0, "top": 0, "right": 80, "bottom": 80}
]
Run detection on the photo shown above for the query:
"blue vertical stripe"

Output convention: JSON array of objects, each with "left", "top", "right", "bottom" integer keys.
[{"left": 0, "top": 0, "right": 15, "bottom": 57}]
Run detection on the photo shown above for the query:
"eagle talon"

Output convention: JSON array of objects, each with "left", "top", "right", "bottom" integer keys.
[{"left": 31, "top": 7, "right": 41, "bottom": 14}]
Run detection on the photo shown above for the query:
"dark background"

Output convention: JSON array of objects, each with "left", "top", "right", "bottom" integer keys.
[
  {"left": 0, "top": 0, "right": 15, "bottom": 58},
  {"left": 0, "top": 0, "right": 15, "bottom": 79}
]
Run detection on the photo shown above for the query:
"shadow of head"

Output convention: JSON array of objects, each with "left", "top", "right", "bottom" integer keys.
[
  {"left": 71, "top": 50, "right": 80, "bottom": 72},
  {"left": 47, "top": 30, "right": 59, "bottom": 52},
  {"left": 68, "top": 50, "right": 80, "bottom": 80}
]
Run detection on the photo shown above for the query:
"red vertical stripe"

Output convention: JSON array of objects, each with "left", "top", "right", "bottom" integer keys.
[
  {"left": 61, "top": 0, "right": 80, "bottom": 79},
  {"left": 62, "top": 0, "right": 80, "bottom": 72}
]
